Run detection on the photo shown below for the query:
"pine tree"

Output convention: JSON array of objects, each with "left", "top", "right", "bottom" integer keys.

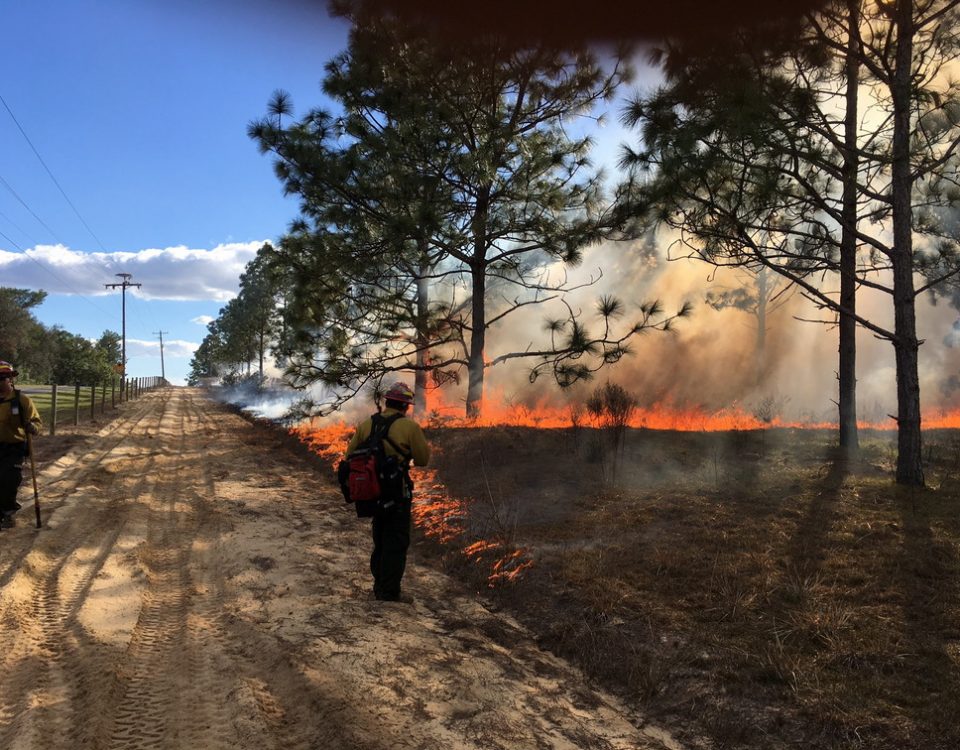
[
  {"left": 251, "top": 9, "right": 688, "bottom": 418},
  {"left": 621, "top": 0, "right": 960, "bottom": 484}
]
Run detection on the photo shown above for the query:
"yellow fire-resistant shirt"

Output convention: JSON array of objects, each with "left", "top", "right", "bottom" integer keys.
[
  {"left": 346, "top": 408, "right": 431, "bottom": 467},
  {"left": 0, "top": 391, "right": 43, "bottom": 444}
]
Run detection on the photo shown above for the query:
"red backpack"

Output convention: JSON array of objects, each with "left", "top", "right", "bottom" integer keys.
[{"left": 337, "top": 413, "right": 409, "bottom": 517}]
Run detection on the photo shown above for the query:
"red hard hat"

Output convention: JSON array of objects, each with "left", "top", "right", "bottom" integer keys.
[
  {"left": 0, "top": 361, "right": 18, "bottom": 377},
  {"left": 384, "top": 381, "right": 414, "bottom": 405}
]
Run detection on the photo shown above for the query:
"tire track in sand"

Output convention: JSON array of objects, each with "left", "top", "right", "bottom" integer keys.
[
  {"left": 0, "top": 389, "right": 173, "bottom": 750},
  {"left": 0, "top": 388, "right": 683, "bottom": 750}
]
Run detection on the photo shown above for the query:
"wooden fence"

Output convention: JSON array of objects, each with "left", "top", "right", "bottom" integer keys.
[{"left": 17, "top": 376, "right": 166, "bottom": 435}]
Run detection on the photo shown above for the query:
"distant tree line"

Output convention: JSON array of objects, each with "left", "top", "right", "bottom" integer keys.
[
  {"left": 188, "top": 246, "right": 281, "bottom": 387},
  {"left": 0, "top": 287, "right": 122, "bottom": 384},
  {"left": 193, "top": 0, "right": 960, "bottom": 486}
]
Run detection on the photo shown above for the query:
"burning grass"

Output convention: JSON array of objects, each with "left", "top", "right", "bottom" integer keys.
[
  {"left": 291, "top": 419, "right": 537, "bottom": 582},
  {"left": 418, "top": 386, "right": 960, "bottom": 431},
  {"left": 291, "top": 412, "right": 960, "bottom": 749}
]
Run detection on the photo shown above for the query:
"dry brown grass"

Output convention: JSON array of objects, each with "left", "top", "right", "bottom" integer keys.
[{"left": 423, "top": 425, "right": 960, "bottom": 750}]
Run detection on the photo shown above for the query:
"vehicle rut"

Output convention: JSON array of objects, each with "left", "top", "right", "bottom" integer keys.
[{"left": 0, "top": 387, "right": 681, "bottom": 750}]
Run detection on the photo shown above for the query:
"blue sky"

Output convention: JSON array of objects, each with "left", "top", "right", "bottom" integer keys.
[
  {"left": 0, "top": 0, "right": 651, "bottom": 388},
  {"left": 0, "top": 0, "right": 350, "bottom": 384}
]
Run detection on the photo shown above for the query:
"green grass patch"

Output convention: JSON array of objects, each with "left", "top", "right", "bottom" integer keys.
[{"left": 17, "top": 383, "right": 120, "bottom": 427}]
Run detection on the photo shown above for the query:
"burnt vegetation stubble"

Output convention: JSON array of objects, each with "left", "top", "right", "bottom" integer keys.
[{"left": 417, "top": 423, "right": 960, "bottom": 750}]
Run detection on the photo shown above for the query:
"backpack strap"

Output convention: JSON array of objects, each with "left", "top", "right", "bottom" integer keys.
[
  {"left": 12, "top": 388, "right": 27, "bottom": 431},
  {"left": 382, "top": 417, "right": 410, "bottom": 461},
  {"left": 366, "top": 413, "right": 410, "bottom": 462}
]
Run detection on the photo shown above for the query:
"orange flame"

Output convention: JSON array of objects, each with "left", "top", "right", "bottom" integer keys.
[
  {"left": 921, "top": 410, "right": 960, "bottom": 429},
  {"left": 290, "top": 419, "right": 535, "bottom": 585},
  {"left": 420, "top": 387, "right": 906, "bottom": 431},
  {"left": 290, "top": 396, "right": 960, "bottom": 586}
]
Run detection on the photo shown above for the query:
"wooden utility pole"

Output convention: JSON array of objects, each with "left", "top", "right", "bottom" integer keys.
[
  {"left": 104, "top": 273, "right": 142, "bottom": 379},
  {"left": 154, "top": 330, "right": 169, "bottom": 381}
]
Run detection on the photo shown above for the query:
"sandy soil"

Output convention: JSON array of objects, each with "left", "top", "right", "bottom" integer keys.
[{"left": 0, "top": 387, "right": 681, "bottom": 750}]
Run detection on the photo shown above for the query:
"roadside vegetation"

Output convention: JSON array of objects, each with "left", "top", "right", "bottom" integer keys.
[
  {"left": 0, "top": 286, "right": 122, "bottom": 385},
  {"left": 18, "top": 379, "right": 159, "bottom": 431}
]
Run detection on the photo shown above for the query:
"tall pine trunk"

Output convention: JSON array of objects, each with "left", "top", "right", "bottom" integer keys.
[
  {"left": 838, "top": 0, "right": 861, "bottom": 454},
  {"left": 466, "top": 263, "right": 486, "bottom": 419},
  {"left": 414, "top": 252, "right": 430, "bottom": 416},
  {"left": 258, "top": 326, "right": 266, "bottom": 381},
  {"left": 891, "top": 0, "right": 924, "bottom": 486},
  {"left": 465, "top": 193, "right": 489, "bottom": 419},
  {"left": 754, "top": 266, "right": 767, "bottom": 382}
]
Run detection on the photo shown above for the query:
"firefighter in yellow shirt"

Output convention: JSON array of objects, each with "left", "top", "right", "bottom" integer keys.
[
  {"left": 346, "top": 381, "right": 430, "bottom": 602},
  {"left": 0, "top": 361, "right": 42, "bottom": 528}
]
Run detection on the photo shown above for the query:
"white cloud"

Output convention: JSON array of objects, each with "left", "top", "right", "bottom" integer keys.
[
  {"left": 0, "top": 241, "right": 266, "bottom": 301},
  {"left": 126, "top": 338, "right": 200, "bottom": 359},
  {"left": 192, "top": 315, "right": 215, "bottom": 326}
]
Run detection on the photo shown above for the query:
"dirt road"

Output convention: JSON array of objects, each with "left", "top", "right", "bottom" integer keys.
[{"left": 0, "top": 387, "right": 679, "bottom": 750}]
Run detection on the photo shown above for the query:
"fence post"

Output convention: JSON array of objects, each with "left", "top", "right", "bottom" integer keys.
[
  {"left": 50, "top": 384, "right": 58, "bottom": 436},
  {"left": 111, "top": 377, "right": 116, "bottom": 408},
  {"left": 90, "top": 384, "right": 96, "bottom": 421},
  {"left": 74, "top": 383, "right": 81, "bottom": 425}
]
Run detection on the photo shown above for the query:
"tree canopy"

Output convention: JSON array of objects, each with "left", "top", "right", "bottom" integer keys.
[
  {"left": 244, "top": 7, "right": 689, "bottom": 417},
  {"left": 620, "top": 0, "right": 960, "bottom": 484},
  {"left": 0, "top": 286, "right": 120, "bottom": 385}
]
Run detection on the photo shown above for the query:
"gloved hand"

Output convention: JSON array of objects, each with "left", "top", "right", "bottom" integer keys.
[{"left": 27, "top": 423, "right": 39, "bottom": 436}]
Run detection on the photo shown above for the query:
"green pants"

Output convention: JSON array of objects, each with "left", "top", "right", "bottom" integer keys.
[
  {"left": 0, "top": 443, "right": 25, "bottom": 514},
  {"left": 370, "top": 501, "right": 411, "bottom": 600}
]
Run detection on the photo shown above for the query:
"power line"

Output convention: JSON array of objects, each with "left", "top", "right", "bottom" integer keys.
[
  {"left": 0, "top": 171, "right": 65, "bottom": 243},
  {"left": 0, "top": 227, "right": 23, "bottom": 251},
  {"left": 0, "top": 169, "right": 114, "bottom": 318},
  {"left": 0, "top": 90, "right": 126, "bottom": 295},
  {"left": 0, "top": 206, "right": 30, "bottom": 242},
  {"left": 0, "top": 92, "right": 109, "bottom": 253},
  {"left": 0, "top": 169, "right": 118, "bottom": 310},
  {"left": 0, "top": 228, "right": 111, "bottom": 317},
  {"left": 0, "top": 93, "right": 165, "bottom": 351},
  {"left": 0, "top": 94, "right": 159, "bottom": 339}
]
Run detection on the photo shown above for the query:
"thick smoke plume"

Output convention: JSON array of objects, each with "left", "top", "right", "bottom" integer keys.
[{"left": 427, "top": 239, "right": 960, "bottom": 425}]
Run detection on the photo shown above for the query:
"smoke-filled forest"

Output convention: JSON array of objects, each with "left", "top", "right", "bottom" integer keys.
[
  {"left": 1, "top": 2, "right": 959, "bottom": 749},
  {"left": 189, "top": 1, "right": 960, "bottom": 747},
  {"left": 194, "top": 0, "right": 960, "bottom": 485}
]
